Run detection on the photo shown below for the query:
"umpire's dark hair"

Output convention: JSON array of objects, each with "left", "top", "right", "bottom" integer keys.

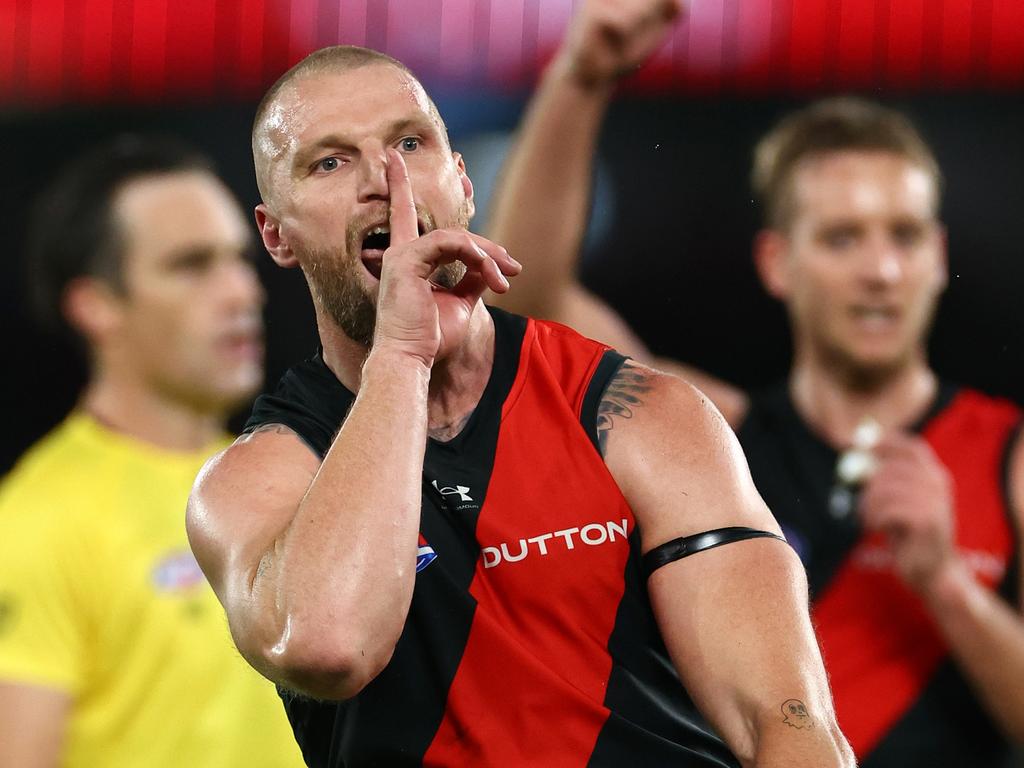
[{"left": 26, "top": 134, "right": 215, "bottom": 333}]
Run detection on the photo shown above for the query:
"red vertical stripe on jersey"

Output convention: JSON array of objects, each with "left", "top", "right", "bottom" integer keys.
[
  {"left": 812, "top": 391, "right": 1019, "bottom": 759},
  {"left": 425, "top": 322, "right": 634, "bottom": 765}
]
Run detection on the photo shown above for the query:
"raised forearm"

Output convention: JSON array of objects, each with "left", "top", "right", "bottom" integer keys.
[
  {"left": 265, "top": 350, "right": 430, "bottom": 696},
  {"left": 487, "top": 56, "right": 612, "bottom": 317},
  {"left": 924, "top": 558, "right": 1024, "bottom": 742}
]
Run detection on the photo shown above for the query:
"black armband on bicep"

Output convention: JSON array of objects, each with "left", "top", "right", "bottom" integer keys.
[{"left": 643, "top": 526, "right": 787, "bottom": 579}]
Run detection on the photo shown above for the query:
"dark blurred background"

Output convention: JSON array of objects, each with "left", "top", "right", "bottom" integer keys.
[{"left": 2, "top": 0, "right": 1023, "bottom": 473}]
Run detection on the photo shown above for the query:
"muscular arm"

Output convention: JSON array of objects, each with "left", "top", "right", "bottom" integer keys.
[
  {"left": 188, "top": 350, "right": 431, "bottom": 700},
  {"left": 600, "top": 362, "right": 853, "bottom": 766},
  {"left": 0, "top": 683, "right": 69, "bottom": 768},
  {"left": 486, "top": 0, "right": 747, "bottom": 425}
]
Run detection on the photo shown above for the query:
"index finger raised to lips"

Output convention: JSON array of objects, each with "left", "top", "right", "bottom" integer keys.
[{"left": 386, "top": 148, "right": 419, "bottom": 245}]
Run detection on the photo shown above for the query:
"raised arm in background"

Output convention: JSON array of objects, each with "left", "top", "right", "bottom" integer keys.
[{"left": 486, "top": 0, "right": 748, "bottom": 425}]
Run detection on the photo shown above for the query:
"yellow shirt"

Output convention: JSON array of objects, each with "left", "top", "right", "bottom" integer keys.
[{"left": 0, "top": 413, "right": 304, "bottom": 768}]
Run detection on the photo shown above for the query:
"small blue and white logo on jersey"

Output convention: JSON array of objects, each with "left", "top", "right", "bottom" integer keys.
[{"left": 416, "top": 533, "right": 438, "bottom": 573}]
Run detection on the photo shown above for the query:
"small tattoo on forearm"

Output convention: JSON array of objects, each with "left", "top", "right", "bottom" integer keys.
[
  {"left": 781, "top": 699, "right": 814, "bottom": 729},
  {"left": 596, "top": 362, "right": 652, "bottom": 455}
]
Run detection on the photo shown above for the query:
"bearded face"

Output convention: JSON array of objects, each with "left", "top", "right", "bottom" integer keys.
[{"left": 297, "top": 198, "right": 472, "bottom": 346}]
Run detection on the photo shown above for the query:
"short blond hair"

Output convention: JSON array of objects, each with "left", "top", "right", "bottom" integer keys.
[{"left": 752, "top": 97, "right": 943, "bottom": 230}]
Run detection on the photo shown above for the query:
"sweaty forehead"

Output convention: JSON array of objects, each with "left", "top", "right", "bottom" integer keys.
[{"left": 256, "top": 64, "right": 438, "bottom": 168}]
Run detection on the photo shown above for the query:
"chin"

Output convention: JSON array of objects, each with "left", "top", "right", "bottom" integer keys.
[
  {"left": 839, "top": 351, "right": 915, "bottom": 388},
  {"left": 212, "top": 371, "right": 264, "bottom": 409}
]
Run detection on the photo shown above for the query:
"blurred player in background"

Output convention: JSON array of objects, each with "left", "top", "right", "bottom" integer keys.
[
  {"left": 0, "top": 136, "right": 304, "bottom": 768},
  {"left": 488, "top": 1, "right": 1024, "bottom": 765}
]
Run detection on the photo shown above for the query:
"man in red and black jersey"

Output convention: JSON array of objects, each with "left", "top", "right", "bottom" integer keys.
[
  {"left": 186, "top": 42, "right": 852, "bottom": 767},
  {"left": 488, "top": 0, "right": 1024, "bottom": 765}
]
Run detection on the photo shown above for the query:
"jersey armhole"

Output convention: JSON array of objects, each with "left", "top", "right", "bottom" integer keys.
[
  {"left": 241, "top": 416, "right": 328, "bottom": 460},
  {"left": 579, "top": 349, "right": 629, "bottom": 455}
]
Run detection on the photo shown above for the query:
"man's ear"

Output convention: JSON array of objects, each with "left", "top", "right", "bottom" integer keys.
[
  {"left": 753, "top": 228, "right": 791, "bottom": 301},
  {"left": 255, "top": 204, "right": 299, "bottom": 268},
  {"left": 453, "top": 152, "right": 475, "bottom": 220},
  {"left": 62, "top": 276, "right": 123, "bottom": 344}
]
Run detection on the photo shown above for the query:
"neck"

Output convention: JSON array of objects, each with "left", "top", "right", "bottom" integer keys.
[
  {"left": 425, "top": 309, "right": 495, "bottom": 441},
  {"left": 80, "top": 366, "right": 226, "bottom": 452},
  {"left": 320, "top": 304, "right": 496, "bottom": 442},
  {"left": 789, "top": 349, "right": 938, "bottom": 448}
]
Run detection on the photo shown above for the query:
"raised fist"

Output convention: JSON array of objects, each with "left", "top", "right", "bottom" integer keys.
[{"left": 560, "top": 0, "right": 685, "bottom": 88}]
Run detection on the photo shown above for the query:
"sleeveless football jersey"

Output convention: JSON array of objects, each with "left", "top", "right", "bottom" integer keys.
[
  {"left": 737, "top": 383, "right": 1022, "bottom": 767},
  {"left": 244, "top": 307, "right": 738, "bottom": 768}
]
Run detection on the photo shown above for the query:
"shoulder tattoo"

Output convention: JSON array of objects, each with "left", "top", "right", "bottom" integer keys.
[{"left": 595, "top": 362, "right": 653, "bottom": 456}]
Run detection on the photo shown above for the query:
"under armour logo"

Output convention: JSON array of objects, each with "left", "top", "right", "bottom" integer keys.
[{"left": 431, "top": 480, "right": 473, "bottom": 503}]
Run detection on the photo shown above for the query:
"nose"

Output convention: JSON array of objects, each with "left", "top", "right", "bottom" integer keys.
[
  {"left": 356, "top": 149, "right": 389, "bottom": 203},
  {"left": 859, "top": 235, "right": 902, "bottom": 287}
]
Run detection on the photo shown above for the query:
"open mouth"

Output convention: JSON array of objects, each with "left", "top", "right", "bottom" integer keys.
[
  {"left": 360, "top": 221, "right": 427, "bottom": 280},
  {"left": 849, "top": 305, "right": 900, "bottom": 332}
]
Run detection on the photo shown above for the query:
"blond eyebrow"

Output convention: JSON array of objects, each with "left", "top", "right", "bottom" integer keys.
[
  {"left": 292, "top": 135, "right": 357, "bottom": 172},
  {"left": 292, "top": 117, "right": 437, "bottom": 172}
]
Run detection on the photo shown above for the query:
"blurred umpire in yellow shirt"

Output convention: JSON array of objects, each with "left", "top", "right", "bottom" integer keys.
[{"left": 0, "top": 136, "right": 305, "bottom": 768}]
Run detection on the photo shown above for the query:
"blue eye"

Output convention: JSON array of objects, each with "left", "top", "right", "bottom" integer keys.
[
  {"left": 318, "top": 157, "right": 339, "bottom": 172},
  {"left": 400, "top": 137, "right": 419, "bottom": 152}
]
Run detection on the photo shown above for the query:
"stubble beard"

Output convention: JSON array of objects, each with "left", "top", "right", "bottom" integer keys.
[{"left": 301, "top": 200, "right": 473, "bottom": 347}]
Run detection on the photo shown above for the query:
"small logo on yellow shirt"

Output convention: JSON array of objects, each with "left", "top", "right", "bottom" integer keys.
[{"left": 152, "top": 551, "right": 206, "bottom": 592}]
